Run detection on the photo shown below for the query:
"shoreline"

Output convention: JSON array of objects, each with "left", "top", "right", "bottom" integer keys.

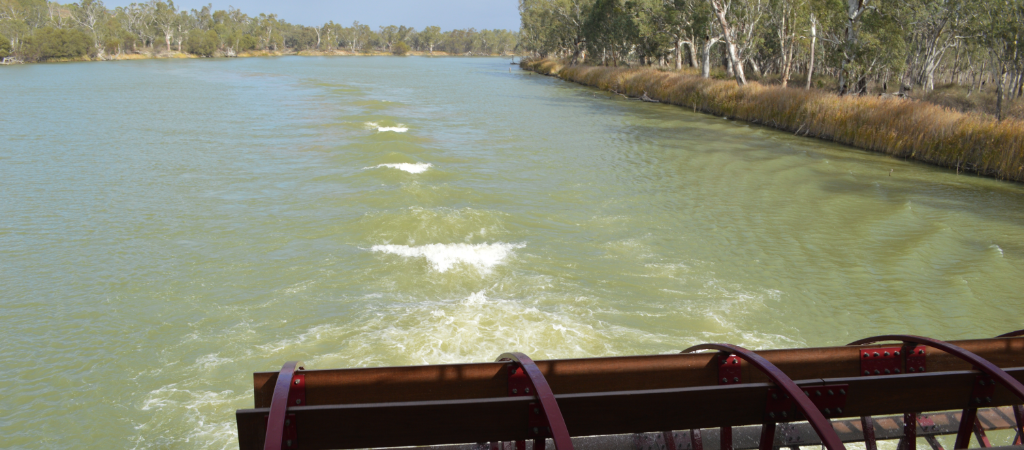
[
  {"left": 521, "top": 58, "right": 1024, "bottom": 184},
  {"left": 1, "top": 50, "right": 518, "bottom": 65}
]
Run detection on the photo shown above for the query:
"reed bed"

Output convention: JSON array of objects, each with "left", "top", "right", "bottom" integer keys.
[{"left": 522, "top": 58, "right": 1024, "bottom": 183}]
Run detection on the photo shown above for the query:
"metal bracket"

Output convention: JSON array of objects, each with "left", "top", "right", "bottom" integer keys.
[
  {"left": 969, "top": 375, "right": 996, "bottom": 407},
  {"left": 906, "top": 346, "right": 927, "bottom": 373},
  {"left": 720, "top": 354, "right": 741, "bottom": 385},
  {"left": 860, "top": 347, "right": 903, "bottom": 375},
  {"left": 767, "top": 385, "right": 848, "bottom": 420}
]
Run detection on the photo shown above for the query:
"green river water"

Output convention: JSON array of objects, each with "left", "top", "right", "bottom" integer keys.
[{"left": 1, "top": 57, "right": 1023, "bottom": 449}]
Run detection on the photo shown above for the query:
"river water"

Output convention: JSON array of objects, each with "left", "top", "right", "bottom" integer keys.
[{"left": 1, "top": 57, "right": 1022, "bottom": 448}]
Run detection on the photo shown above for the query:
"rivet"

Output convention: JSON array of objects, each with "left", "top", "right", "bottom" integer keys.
[
  {"left": 863, "top": 353, "right": 869, "bottom": 358},
  {"left": 978, "top": 380, "right": 986, "bottom": 386},
  {"left": 733, "top": 359, "right": 738, "bottom": 364},
  {"left": 919, "top": 366, "right": 925, "bottom": 372},
  {"left": 974, "top": 397, "right": 981, "bottom": 404},
  {"left": 839, "top": 389, "right": 846, "bottom": 395},
  {"left": 294, "top": 379, "right": 300, "bottom": 385},
  {"left": 884, "top": 369, "right": 891, "bottom": 374},
  {"left": 533, "top": 427, "right": 539, "bottom": 434},
  {"left": 295, "top": 399, "right": 302, "bottom": 405},
  {"left": 895, "top": 351, "right": 900, "bottom": 356},
  {"left": 534, "top": 408, "right": 540, "bottom": 414},
  {"left": 918, "top": 349, "right": 924, "bottom": 354},
  {"left": 874, "top": 370, "right": 881, "bottom": 375},
  {"left": 895, "top": 369, "right": 901, "bottom": 373},
  {"left": 815, "top": 390, "right": 822, "bottom": 396},
  {"left": 828, "top": 390, "right": 834, "bottom": 396},
  {"left": 285, "top": 419, "right": 291, "bottom": 426},
  {"left": 909, "top": 367, "right": 915, "bottom": 372},
  {"left": 525, "top": 388, "right": 530, "bottom": 394},
  {"left": 884, "top": 351, "right": 890, "bottom": 357},
  {"left": 772, "top": 393, "right": 778, "bottom": 400},
  {"left": 512, "top": 389, "right": 518, "bottom": 394},
  {"left": 781, "top": 411, "right": 788, "bottom": 418},
  {"left": 874, "top": 352, "right": 880, "bottom": 357},
  {"left": 722, "top": 378, "right": 729, "bottom": 383},
  {"left": 824, "top": 408, "right": 831, "bottom": 414},
  {"left": 864, "top": 370, "right": 870, "bottom": 375},
  {"left": 804, "top": 390, "right": 810, "bottom": 396},
  {"left": 985, "top": 397, "right": 992, "bottom": 403},
  {"left": 734, "top": 377, "right": 739, "bottom": 382},
  {"left": 286, "top": 440, "right": 293, "bottom": 447},
  {"left": 769, "top": 412, "right": 776, "bottom": 419},
  {"left": 837, "top": 407, "right": 843, "bottom": 414}
]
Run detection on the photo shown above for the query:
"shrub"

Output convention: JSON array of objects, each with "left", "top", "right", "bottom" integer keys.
[
  {"left": 187, "top": 30, "right": 219, "bottom": 57},
  {"left": 392, "top": 41, "right": 410, "bottom": 56},
  {"left": 0, "top": 34, "right": 10, "bottom": 58},
  {"left": 20, "top": 28, "right": 93, "bottom": 61},
  {"left": 236, "top": 34, "right": 258, "bottom": 53}
]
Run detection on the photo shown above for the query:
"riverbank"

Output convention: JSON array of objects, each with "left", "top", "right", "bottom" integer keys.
[
  {"left": 1, "top": 49, "right": 511, "bottom": 64},
  {"left": 521, "top": 58, "right": 1024, "bottom": 183}
]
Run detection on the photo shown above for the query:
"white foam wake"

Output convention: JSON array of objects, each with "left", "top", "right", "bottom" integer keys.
[
  {"left": 371, "top": 242, "right": 525, "bottom": 273},
  {"left": 364, "top": 121, "right": 408, "bottom": 133},
  {"left": 365, "top": 163, "right": 432, "bottom": 174}
]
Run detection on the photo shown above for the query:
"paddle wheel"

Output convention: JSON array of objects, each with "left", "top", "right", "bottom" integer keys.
[{"left": 236, "top": 331, "right": 1024, "bottom": 450}]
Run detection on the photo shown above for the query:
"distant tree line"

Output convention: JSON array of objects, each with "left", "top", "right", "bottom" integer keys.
[
  {"left": 0, "top": 0, "right": 519, "bottom": 61},
  {"left": 519, "top": 0, "right": 1024, "bottom": 116}
]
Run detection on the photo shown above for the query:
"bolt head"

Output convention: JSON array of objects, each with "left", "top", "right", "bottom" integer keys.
[
  {"left": 839, "top": 389, "right": 846, "bottom": 395},
  {"left": 918, "top": 349, "right": 924, "bottom": 354},
  {"left": 884, "top": 369, "right": 891, "bottom": 374},
  {"left": 837, "top": 407, "right": 843, "bottom": 414},
  {"left": 772, "top": 393, "right": 778, "bottom": 400},
  {"left": 285, "top": 419, "right": 290, "bottom": 426},
  {"left": 895, "top": 351, "right": 900, "bottom": 356},
  {"left": 815, "top": 390, "right": 822, "bottom": 396},
  {"left": 769, "top": 412, "right": 776, "bottom": 419},
  {"left": 828, "top": 390, "right": 834, "bottom": 396},
  {"left": 863, "top": 353, "right": 869, "bottom": 358},
  {"left": 512, "top": 389, "right": 518, "bottom": 394},
  {"left": 864, "top": 370, "right": 870, "bottom": 375},
  {"left": 534, "top": 408, "right": 540, "bottom": 414},
  {"left": 525, "top": 388, "right": 530, "bottom": 393},
  {"left": 733, "top": 377, "right": 739, "bottom": 382},
  {"left": 884, "top": 351, "right": 890, "bottom": 357},
  {"left": 294, "top": 379, "right": 300, "bottom": 385},
  {"left": 874, "top": 352, "right": 880, "bottom": 357},
  {"left": 295, "top": 399, "right": 302, "bottom": 405},
  {"left": 732, "top": 359, "right": 738, "bottom": 364},
  {"left": 985, "top": 397, "right": 992, "bottom": 403},
  {"left": 919, "top": 366, "right": 925, "bottom": 372},
  {"left": 824, "top": 408, "right": 831, "bottom": 414},
  {"left": 895, "top": 369, "right": 901, "bottom": 373},
  {"left": 533, "top": 427, "right": 539, "bottom": 434},
  {"left": 722, "top": 377, "right": 729, "bottom": 383},
  {"left": 874, "top": 370, "right": 881, "bottom": 374},
  {"left": 781, "top": 411, "right": 788, "bottom": 418},
  {"left": 909, "top": 367, "right": 915, "bottom": 372},
  {"left": 286, "top": 440, "right": 293, "bottom": 447}
]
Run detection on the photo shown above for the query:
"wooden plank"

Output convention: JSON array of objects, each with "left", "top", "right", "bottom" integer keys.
[
  {"left": 253, "top": 337, "right": 1024, "bottom": 407},
  {"left": 238, "top": 368, "right": 1024, "bottom": 450}
]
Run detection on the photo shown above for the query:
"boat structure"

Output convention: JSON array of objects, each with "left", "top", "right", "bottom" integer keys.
[{"left": 236, "top": 331, "right": 1024, "bottom": 450}]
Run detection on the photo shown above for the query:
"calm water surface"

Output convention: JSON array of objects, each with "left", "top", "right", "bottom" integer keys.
[{"left": 1, "top": 57, "right": 1023, "bottom": 448}]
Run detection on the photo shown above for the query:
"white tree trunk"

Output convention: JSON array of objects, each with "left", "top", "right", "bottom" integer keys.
[{"left": 806, "top": 16, "right": 816, "bottom": 89}]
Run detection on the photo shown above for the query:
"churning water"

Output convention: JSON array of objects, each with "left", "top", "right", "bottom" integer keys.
[{"left": 1, "top": 57, "right": 1022, "bottom": 448}]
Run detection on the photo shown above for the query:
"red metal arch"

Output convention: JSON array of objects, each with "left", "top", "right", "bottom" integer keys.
[
  {"left": 848, "top": 335, "right": 1024, "bottom": 401},
  {"left": 683, "top": 343, "right": 847, "bottom": 450},
  {"left": 264, "top": 360, "right": 304, "bottom": 450},
  {"left": 998, "top": 330, "right": 1024, "bottom": 338},
  {"left": 850, "top": 335, "right": 1024, "bottom": 449},
  {"left": 496, "top": 352, "right": 574, "bottom": 450}
]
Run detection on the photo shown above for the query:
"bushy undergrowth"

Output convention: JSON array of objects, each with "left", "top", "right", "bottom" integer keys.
[{"left": 523, "top": 58, "right": 1024, "bottom": 183}]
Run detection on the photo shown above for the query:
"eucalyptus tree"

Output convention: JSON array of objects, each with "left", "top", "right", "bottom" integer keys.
[
  {"left": 419, "top": 25, "right": 441, "bottom": 53},
  {"left": 708, "top": 0, "right": 767, "bottom": 84}
]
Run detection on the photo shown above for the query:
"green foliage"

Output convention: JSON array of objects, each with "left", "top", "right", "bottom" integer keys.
[
  {"left": 0, "top": 34, "right": 10, "bottom": 58},
  {"left": 392, "top": 41, "right": 410, "bottom": 55},
  {"left": 186, "top": 29, "right": 219, "bottom": 57},
  {"left": 21, "top": 27, "right": 94, "bottom": 61}
]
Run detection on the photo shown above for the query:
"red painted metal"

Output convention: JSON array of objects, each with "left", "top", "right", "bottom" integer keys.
[
  {"left": 1013, "top": 405, "right": 1023, "bottom": 446},
  {"left": 264, "top": 361, "right": 304, "bottom": 450},
  {"left": 496, "top": 352, "right": 574, "bottom": 450},
  {"left": 721, "top": 426, "right": 733, "bottom": 450},
  {"left": 720, "top": 354, "right": 742, "bottom": 384},
  {"left": 758, "top": 421, "right": 776, "bottom": 450},
  {"left": 971, "top": 417, "right": 991, "bottom": 447},
  {"left": 682, "top": 343, "right": 846, "bottom": 450},
  {"left": 662, "top": 431, "right": 677, "bottom": 450},
  {"left": 907, "top": 346, "right": 927, "bottom": 373},
  {"left": 690, "top": 428, "right": 703, "bottom": 450},
  {"left": 850, "top": 335, "right": 1024, "bottom": 450},
  {"left": 898, "top": 413, "right": 916, "bottom": 450},
  {"left": 861, "top": 416, "right": 878, "bottom": 450},
  {"left": 861, "top": 347, "right": 903, "bottom": 375}
]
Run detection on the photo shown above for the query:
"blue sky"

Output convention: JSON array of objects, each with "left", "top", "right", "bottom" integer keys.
[{"left": 102, "top": 0, "right": 522, "bottom": 30}]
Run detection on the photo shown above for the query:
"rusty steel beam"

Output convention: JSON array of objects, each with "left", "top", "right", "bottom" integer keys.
[
  {"left": 251, "top": 337, "right": 1024, "bottom": 408},
  {"left": 237, "top": 368, "right": 1024, "bottom": 450}
]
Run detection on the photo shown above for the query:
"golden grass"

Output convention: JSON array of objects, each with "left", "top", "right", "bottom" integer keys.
[{"left": 522, "top": 58, "right": 1024, "bottom": 182}]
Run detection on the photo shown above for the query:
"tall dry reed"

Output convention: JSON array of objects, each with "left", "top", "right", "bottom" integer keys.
[{"left": 522, "top": 58, "right": 1024, "bottom": 183}]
